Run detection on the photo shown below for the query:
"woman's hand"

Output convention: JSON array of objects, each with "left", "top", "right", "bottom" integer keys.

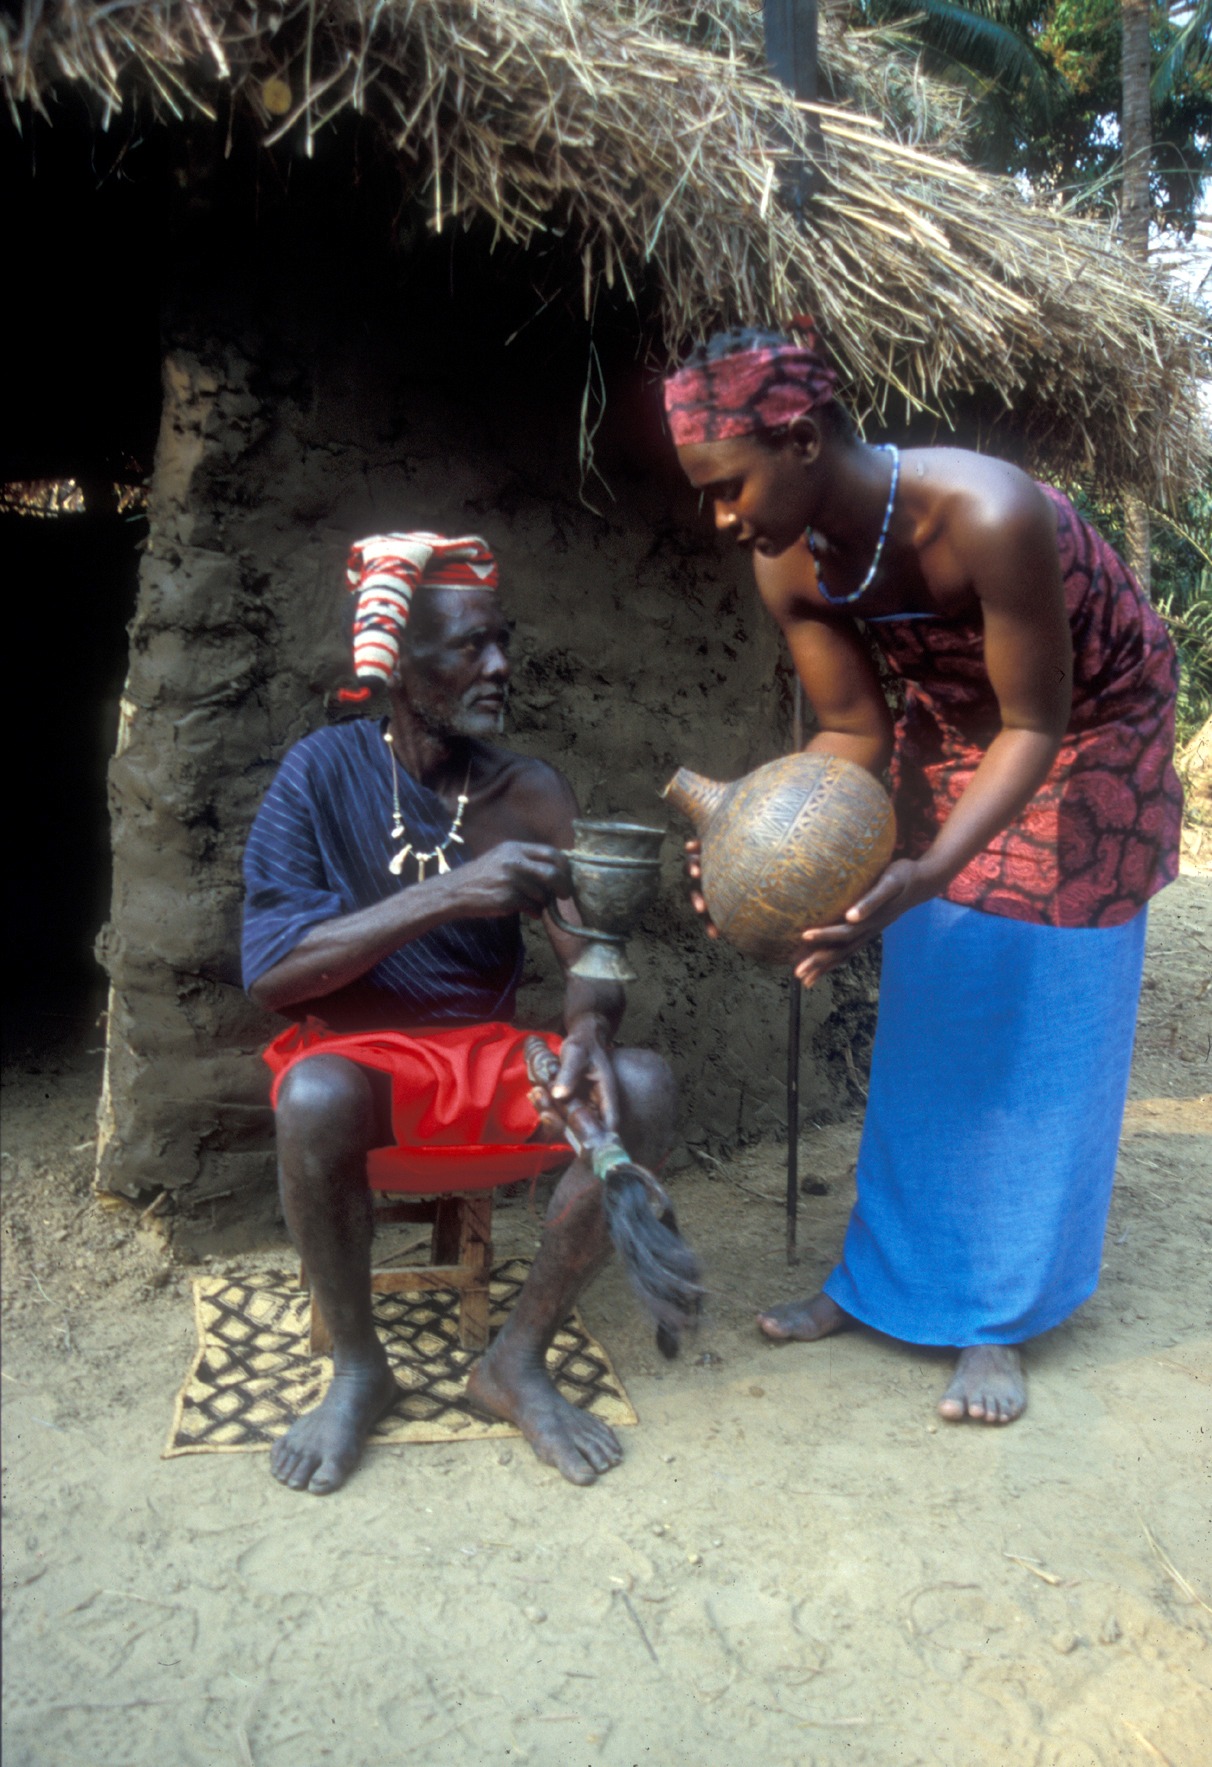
[
  {"left": 684, "top": 839, "right": 719, "bottom": 939},
  {"left": 794, "top": 858, "right": 932, "bottom": 988}
]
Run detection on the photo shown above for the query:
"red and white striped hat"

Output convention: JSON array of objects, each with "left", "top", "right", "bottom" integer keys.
[{"left": 345, "top": 531, "right": 499, "bottom": 686}]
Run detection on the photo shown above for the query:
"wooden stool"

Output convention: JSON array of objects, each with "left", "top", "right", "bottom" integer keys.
[{"left": 303, "top": 1141, "right": 571, "bottom": 1357}]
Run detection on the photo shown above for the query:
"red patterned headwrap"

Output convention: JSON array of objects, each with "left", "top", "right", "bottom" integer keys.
[
  {"left": 344, "top": 531, "right": 498, "bottom": 688},
  {"left": 663, "top": 322, "right": 837, "bottom": 447}
]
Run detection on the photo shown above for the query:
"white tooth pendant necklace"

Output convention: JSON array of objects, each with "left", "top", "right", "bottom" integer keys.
[{"left": 384, "top": 729, "right": 471, "bottom": 882}]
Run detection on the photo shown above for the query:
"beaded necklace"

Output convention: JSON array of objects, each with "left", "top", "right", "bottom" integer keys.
[
  {"left": 806, "top": 444, "right": 900, "bottom": 607},
  {"left": 384, "top": 728, "right": 471, "bottom": 881}
]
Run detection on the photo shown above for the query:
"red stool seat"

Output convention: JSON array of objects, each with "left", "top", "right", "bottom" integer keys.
[{"left": 367, "top": 1141, "right": 573, "bottom": 1193}]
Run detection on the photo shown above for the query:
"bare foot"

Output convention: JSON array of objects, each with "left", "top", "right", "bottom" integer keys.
[
  {"left": 938, "top": 1346, "right": 1025, "bottom": 1424},
  {"left": 467, "top": 1349, "right": 622, "bottom": 1486},
  {"left": 270, "top": 1354, "right": 400, "bottom": 1494},
  {"left": 757, "top": 1292, "right": 851, "bottom": 1343}
]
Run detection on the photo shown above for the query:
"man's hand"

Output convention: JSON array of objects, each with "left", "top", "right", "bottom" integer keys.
[
  {"left": 449, "top": 841, "right": 571, "bottom": 919},
  {"left": 684, "top": 839, "right": 720, "bottom": 939},
  {"left": 550, "top": 1011, "right": 620, "bottom": 1132},
  {"left": 794, "top": 858, "right": 932, "bottom": 987}
]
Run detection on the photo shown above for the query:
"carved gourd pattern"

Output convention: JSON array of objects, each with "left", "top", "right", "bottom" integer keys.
[{"left": 666, "top": 754, "right": 896, "bottom": 965}]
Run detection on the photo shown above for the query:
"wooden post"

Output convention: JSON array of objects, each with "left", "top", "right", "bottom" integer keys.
[
  {"left": 762, "top": 0, "right": 819, "bottom": 103},
  {"left": 763, "top": 0, "right": 820, "bottom": 217}
]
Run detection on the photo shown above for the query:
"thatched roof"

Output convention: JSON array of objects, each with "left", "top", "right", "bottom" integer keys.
[{"left": 5, "top": 0, "right": 1209, "bottom": 503}]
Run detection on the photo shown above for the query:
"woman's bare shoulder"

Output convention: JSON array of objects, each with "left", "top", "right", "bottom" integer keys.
[{"left": 909, "top": 448, "right": 1050, "bottom": 526}]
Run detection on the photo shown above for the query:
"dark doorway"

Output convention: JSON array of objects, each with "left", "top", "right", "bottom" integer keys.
[{"left": 2, "top": 104, "right": 165, "bottom": 1058}]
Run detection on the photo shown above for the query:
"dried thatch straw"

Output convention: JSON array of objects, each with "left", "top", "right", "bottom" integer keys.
[
  {"left": 4, "top": 0, "right": 1208, "bottom": 503},
  {"left": 655, "top": 0, "right": 972, "bottom": 149}
]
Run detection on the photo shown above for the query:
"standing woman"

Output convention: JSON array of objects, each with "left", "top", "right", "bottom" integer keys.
[{"left": 666, "top": 326, "right": 1182, "bottom": 1424}]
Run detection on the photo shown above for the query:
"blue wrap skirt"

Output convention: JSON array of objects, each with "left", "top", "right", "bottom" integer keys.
[{"left": 822, "top": 897, "right": 1147, "bottom": 1346}]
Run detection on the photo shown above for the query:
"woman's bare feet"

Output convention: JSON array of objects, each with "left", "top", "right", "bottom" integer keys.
[
  {"left": 756, "top": 1297, "right": 1025, "bottom": 1424},
  {"left": 938, "top": 1346, "right": 1025, "bottom": 1424},
  {"left": 756, "top": 1292, "right": 852, "bottom": 1342},
  {"left": 270, "top": 1352, "right": 400, "bottom": 1494},
  {"left": 467, "top": 1347, "right": 622, "bottom": 1486}
]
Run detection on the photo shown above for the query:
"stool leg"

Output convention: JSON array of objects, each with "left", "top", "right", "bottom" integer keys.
[
  {"left": 457, "top": 1194, "right": 494, "bottom": 1352},
  {"left": 432, "top": 1196, "right": 461, "bottom": 1265}
]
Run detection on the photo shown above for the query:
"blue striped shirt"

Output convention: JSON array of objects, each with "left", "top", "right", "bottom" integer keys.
[{"left": 241, "top": 719, "right": 523, "bottom": 1030}]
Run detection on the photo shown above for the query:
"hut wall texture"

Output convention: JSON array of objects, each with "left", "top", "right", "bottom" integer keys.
[{"left": 96, "top": 252, "right": 862, "bottom": 1223}]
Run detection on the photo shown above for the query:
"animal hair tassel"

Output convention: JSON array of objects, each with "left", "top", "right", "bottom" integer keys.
[{"left": 523, "top": 1037, "right": 704, "bottom": 1356}]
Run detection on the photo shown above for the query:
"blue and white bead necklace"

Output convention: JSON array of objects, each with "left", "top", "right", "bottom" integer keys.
[{"left": 806, "top": 444, "right": 900, "bottom": 607}]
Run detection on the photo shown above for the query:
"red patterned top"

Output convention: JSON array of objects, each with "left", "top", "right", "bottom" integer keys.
[{"left": 870, "top": 486, "right": 1182, "bottom": 928}]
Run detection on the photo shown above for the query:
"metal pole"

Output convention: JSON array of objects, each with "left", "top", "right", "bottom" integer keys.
[
  {"left": 786, "top": 970, "right": 802, "bottom": 1263},
  {"left": 786, "top": 677, "right": 806, "bottom": 1263},
  {"left": 763, "top": 0, "right": 818, "bottom": 1264}
]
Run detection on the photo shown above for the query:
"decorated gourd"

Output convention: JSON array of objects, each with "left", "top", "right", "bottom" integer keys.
[{"left": 662, "top": 753, "right": 896, "bottom": 965}]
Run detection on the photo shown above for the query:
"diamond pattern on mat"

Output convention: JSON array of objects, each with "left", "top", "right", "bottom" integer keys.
[{"left": 165, "top": 1258, "right": 636, "bottom": 1456}]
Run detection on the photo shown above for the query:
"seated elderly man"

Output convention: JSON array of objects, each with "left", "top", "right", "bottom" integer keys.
[{"left": 242, "top": 531, "right": 676, "bottom": 1495}]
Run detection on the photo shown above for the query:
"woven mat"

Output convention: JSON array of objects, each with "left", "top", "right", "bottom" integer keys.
[{"left": 164, "top": 1258, "right": 636, "bottom": 1457}]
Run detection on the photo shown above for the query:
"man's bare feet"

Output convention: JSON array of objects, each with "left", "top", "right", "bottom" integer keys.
[
  {"left": 270, "top": 1354, "right": 400, "bottom": 1494},
  {"left": 938, "top": 1346, "right": 1025, "bottom": 1424},
  {"left": 467, "top": 1347, "right": 622, "bottom": 1486},
  {"left": 756, "top": 1292, "right": 852, "bottom": 1343}
]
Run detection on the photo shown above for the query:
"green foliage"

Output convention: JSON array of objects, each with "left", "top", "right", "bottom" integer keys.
[
  {"left": 1151, "top": 0, "right": 1212, "bottom": 110},
  {"left": 876, "top": 0, "right": 1061, "bottom": 103},
  {"left": 853, "top": 0, "right": 1212, "bottom": 236},
  {"left": 1066, "top": 477, "right": 1212, "bottom": 744},
  {"left": 1032, "top": 0, "right": 1212, "bottom": 236},
  {"left": 1152, "top": 495, "right": 1212, "bottom": 746}
]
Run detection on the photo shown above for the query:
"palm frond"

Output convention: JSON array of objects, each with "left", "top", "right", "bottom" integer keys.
[
  {"left": 1151, "top": 0, "right": 1212, "bottom": 108},
  {"left": 865, "top": 0, "right": 1065, "bottom": 121}
]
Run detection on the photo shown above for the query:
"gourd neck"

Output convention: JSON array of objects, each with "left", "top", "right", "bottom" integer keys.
[{"left": 662, "top": 768, "right": 729, "bottom": 834}]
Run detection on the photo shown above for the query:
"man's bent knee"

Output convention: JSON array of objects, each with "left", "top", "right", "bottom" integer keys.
[
  {"left": 276, "top": 1055, "right": 378, "bottom": 1149},
  {"left": 613, "top": 1048, "right": 677, "bottom": 1166}
]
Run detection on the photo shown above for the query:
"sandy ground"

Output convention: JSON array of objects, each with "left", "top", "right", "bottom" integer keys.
[{"left": 3, "top": 874, "right": 1210, "bottom": 1767}]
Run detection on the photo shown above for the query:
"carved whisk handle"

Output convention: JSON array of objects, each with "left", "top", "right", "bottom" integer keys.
[
  {"left": 522, "top": 1035, "right": 613, "bottom": 1159},
  {"left": 522, "top": 1035, "right": 672, "bottom": 1213},
  {"left": 524, "top": 1039, "right": 701, "bottom": 1351}
]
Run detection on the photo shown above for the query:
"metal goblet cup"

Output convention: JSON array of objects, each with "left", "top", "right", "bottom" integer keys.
[{"left": 549, "top": 819, "right": 665, "bottom": 983}]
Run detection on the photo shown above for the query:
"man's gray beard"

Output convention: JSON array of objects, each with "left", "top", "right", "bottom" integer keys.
[
  {"left": 416, "top": 693, "right": 507, "bottom": 740},
  {"left": 453, "top": 694, "right": 507, "bottom": 738}
]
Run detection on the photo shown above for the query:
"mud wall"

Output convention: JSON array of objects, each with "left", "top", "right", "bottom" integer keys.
[{"left": 97, "top": 195, "right": 870, "bottom": 1222}]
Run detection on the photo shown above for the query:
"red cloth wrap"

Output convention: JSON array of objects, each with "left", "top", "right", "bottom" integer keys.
[
  {"left": 880, "top": 486, "right": 1182, "bottom": 927},
  {"left": 664, "top": 332, "right": 837, "bottom": 446},
  {"left": 263, "top": 1019, "right": 566, "bottom": 1152}
]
